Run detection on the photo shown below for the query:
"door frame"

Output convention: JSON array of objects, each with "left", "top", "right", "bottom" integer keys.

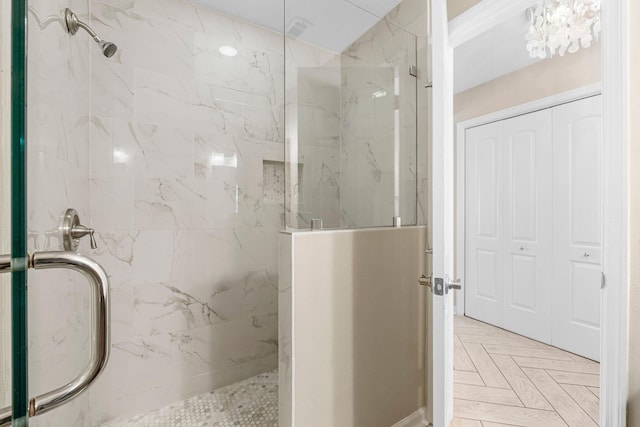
[
  {"left": 454, "top": 83, "right": 602, "bottom": 316},
  {"left": 437, "top": 0, "right": 630, "bottom": 425}
]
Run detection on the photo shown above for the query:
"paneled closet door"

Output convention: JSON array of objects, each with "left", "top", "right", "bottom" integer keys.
[
  {"left": 502, "top": 110, "right": 553, "bottom": 344},
  {"left": 465, "top": 121, "right": 505, "bottom": 328},
  {"left": 552, "top": 95, "right": 603, "bottom": 361}
]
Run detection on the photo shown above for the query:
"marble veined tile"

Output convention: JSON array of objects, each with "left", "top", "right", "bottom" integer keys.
[{"left": 92, "top": 2, "right": 196, "bottom": 79}]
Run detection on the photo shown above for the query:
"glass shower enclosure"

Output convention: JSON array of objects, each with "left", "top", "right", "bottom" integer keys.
[
  {"left": 0, "top": 0, "right": 428, "bottom": 424},
  {"left": 284, "top": 0, "right": 421, "bottom": 229}
]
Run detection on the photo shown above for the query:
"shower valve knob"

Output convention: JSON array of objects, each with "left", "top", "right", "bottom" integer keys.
[
  {"left": 60, "top": 208, "right": 98, "bottom": 251},
  {"left": 71, "top": 225, "right": 98, "bottom": 250}
]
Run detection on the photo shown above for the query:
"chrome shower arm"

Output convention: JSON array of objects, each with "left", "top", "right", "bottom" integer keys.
[
  {"left": 62, "top": 8, "right": 118, "bottom": 58},
  {"left": 77, "top": 20, "right": 100, "bottom": 42}
]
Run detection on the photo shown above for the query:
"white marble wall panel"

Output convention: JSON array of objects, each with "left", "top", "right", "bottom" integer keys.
[
  {"left": 285, "top": 0, "right": 424, "bottom": 230},
  {"left": 26, "top": 1, "right": 95, "bottom": 426},
  {"left": 295, "top": 71, "right": 342, "bottom": 228},
  {"left": 85, "top": 1, "right": 285, "bottom": 424},
  {"left": 284, "top": 40, "right": 341, "bottom": 228},
  {"left": 277, "top": 233, "right": 292, "bottom": 427},
  {"left": 340, "top": 16, "right": 418, "bottom": 228}
]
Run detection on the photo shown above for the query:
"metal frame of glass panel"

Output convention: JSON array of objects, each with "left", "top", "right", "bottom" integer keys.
[{"left": 11, "top": 0, "right": 28, "bottom": 425}]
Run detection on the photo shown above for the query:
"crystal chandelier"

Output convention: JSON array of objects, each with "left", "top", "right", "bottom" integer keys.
[{"left": 525, "top": 0, "right": 601, "bottom": 59}]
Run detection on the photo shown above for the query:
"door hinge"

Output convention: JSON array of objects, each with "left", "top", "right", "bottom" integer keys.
[
  {"left": 601, "top": 272, "right": 605, "bottom": 289},
  {"left": 409, "top": 65, "right": 418, "bottom": 77}
]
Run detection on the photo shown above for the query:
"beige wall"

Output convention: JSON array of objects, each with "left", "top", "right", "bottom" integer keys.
[
  {"left": 454, "top": 43, "right": 601, "bottom": 123},
  {"left": 279, "top": 227, "right": 427, "bottom": 426},
  {"left": 448, "top": 0, "right": 482, "bottom": 20},
  {"left": 627, "top": 0, "right": 640, "bottom": 423}
]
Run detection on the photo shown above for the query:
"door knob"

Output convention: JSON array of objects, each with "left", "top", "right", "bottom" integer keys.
[
  {"left": 447, "top": 278, "right": 462, "bottom": 291},
  {"left": 418, "top": 274, "right": 433, "bottom": 288},
  {"left": 60, "top": 208, "right": 98, "bottom": 251}
]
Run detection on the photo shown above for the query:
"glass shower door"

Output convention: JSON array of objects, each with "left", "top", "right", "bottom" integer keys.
[
  {"left": 8, "top": 0, "right": 29, "bottom": 425},
  {"left": 3, "top": 1, "right": 111, "bottom": 425},
  {"left": 4, "top": 0, "right": 286, "bottom": 425}
]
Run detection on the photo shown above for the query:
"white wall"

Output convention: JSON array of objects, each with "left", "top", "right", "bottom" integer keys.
[{"left": 627, "top": 0, "right": 640, "bottom": 423}]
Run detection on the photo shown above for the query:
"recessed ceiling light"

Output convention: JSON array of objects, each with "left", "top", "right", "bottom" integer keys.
[{"left": 219, "top": 46, "right": 238, "bottom": 57}]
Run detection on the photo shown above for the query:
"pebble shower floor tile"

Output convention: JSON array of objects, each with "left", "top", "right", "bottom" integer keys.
[{"left": 103, "top": 370, "right": 278, "bottom": 427}]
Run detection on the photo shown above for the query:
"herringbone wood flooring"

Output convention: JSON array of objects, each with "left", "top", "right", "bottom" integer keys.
[{"left": 452, "top": 316, "right": 600, "bottom": 427}]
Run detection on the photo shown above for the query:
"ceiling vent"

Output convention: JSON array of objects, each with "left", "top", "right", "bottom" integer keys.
[{"left": 286, "top": 17, "right": 313, "bottom": 39}]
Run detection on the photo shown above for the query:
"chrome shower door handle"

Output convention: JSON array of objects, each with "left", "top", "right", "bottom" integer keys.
[{"left": 0, "top": 251, "right": 110, "bottom": 425}]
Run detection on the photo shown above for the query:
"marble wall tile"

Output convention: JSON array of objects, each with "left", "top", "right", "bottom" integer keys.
[
  {"left": 92, "top": 62, "right": 135, "bottom": 120},
  {"left": 26, "top": 3, "right": 94, "bottom": 426},
  {"left": 92, "top": 2, "right": 197, "bottom": 79},
  {"left": 284, "top": 37, "right": 342, "bottom": 228},
  {"left": 285, "top": 0, "right": 424, "bottom": 230},
  {"left": 277, "top": 233, "right": 292, "bottom": 427},
  {"left": 83, "top": 3, "right": 285, "bottom": 423},
  {"left": 28, "top": 270, "right": 91, "bottom": 391},
  {"left": 339, "top": 5, "right": 418, "bottom": 228},
  {"left": 90, "top": 316, "right": 277, "bottom": 424},
  {"left": 193, "top": 31, "right": 284, "bottom": 100}
]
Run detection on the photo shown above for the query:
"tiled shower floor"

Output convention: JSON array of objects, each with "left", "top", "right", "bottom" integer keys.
[{"left": 102, "top": 370, "right": 278, "bottom": 427}]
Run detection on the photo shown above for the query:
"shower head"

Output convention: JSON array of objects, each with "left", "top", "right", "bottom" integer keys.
[
  {"left": 98, "top": 40, "right": 118, "bottom": 58},
  {"left": 63, "top": 8, "right": 118, "bottom": 58}
]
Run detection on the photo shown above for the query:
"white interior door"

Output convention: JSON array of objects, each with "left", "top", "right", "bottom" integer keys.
[
  {"left": 502, "top": 110, "right": 553, "bottom": 344},
  {"left": 552, "top": 95, "right": 602, "bottom": 361},
  {"left": 465, "top": 121, "right": 505, "bottom": 328},
  {"left": 465, "top": 110, "right": 553, "bottom": 342},
  {"left": 431, "top": 0, "right": 454, "bottom": 425}
]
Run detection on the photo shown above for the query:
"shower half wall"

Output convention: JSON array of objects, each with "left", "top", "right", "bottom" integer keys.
[{"left": 279, "top": 0, "right": 432, "bottom": 425}]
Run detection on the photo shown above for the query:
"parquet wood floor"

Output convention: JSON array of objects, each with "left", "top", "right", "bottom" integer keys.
[{"left": 451, "top": 316, "right": 600, "bottom": 427}]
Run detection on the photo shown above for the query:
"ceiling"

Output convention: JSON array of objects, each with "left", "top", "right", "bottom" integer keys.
[
  {"left": 192, "top": 0, "right": 403, "bottom": 53},
  {"left": 193, "top": 0, "right": 544, "bottom": 93},
  {"left": 454, "top": 9, "right": 541, "bottom": 94}
]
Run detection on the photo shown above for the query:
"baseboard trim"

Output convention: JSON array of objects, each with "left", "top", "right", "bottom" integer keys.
[{"left": 391, "top": 407, "right": 429, "bottom": 427}]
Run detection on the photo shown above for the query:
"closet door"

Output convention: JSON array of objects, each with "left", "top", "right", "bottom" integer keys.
[
  {"left": 465, "top": 121, "right": 504, "bottom": 327},
  {"left": 502, "top": 110, "right": 553, "bottom": 344},
  {"left": 552, "top": 95, "right": 602, "bottom": 361}
]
